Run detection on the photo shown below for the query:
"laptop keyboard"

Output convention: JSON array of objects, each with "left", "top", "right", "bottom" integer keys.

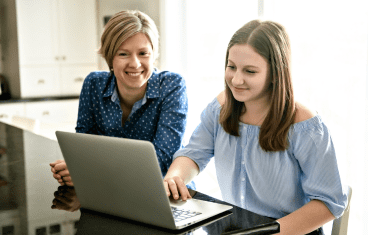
[{"left": 171, "top": 207, "right": 202, "bottom": 222}]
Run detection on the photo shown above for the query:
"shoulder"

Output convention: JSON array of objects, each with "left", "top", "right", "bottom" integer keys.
[
  {"left": 155, "top": 70, "right": 185, "bottom": 84},
  {"left": 293, "top": 102, "right": 317, "bottom": 124},
  {"left": 150, "top": 70, "right": 186, "bottom": 94},
  {"left": 289, "top": 103, "right": 327, "bottom": 146},
  {"left": 84, "top": 71, "right": 111, "bottom": 86},
  {"left": 85, "top": 71, "right": 110, "bottom": 80},
  {"left": 216, "top": 90, "right": 226, "bottom": 106},
  {"left": 80, "top": 71, "right": 112, "bottom": 97},
  {"left": 199, "top": 92, "right": 223, "bottom": 119}
]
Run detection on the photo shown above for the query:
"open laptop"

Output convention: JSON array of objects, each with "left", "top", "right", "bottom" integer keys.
[{"left": 55, "top": 131, "right": 233, "bottom": 230}]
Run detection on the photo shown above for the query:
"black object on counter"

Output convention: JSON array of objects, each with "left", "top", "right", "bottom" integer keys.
[{"left": 0, "top": 75, "right": 11, "bottom": 100}]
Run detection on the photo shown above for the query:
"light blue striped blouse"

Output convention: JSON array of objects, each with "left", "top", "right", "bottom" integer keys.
[{"left": 174, "top": 97, "right": 347, "bottom": 219}]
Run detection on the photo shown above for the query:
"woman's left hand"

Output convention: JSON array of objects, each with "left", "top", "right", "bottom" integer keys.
[{"left": 51, "top": 186, "right": 81, "bottom": 212}]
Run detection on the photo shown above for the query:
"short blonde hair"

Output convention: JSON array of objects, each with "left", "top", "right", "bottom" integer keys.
[{"left": 98, "top": 10, "right": 159, "bottom": 71}]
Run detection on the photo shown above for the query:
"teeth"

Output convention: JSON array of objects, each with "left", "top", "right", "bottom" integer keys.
[{"left": 127, "top": 72, "right": 141, "bottom": 76}]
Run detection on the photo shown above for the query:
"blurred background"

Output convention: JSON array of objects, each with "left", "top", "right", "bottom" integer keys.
[{"left": 0, "top": 0, "right": 367, "bottom": 234}]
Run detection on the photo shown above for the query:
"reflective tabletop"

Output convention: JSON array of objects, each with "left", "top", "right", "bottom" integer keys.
[{"left": 0, "top": 122, "right": 279, "bottom": 235}]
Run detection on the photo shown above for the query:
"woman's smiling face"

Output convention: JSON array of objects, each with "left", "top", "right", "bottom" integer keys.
[
  {"left": 112, "top": 33, "right": 154, "bottom": 93},
  {"left": 225, "top": 44, "right": 271, "bottom": 104}
]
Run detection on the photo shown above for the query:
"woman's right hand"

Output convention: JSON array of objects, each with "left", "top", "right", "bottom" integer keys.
[
  {"left": 163, "top": 156, "right": 199, "bottom": 201},
  {"left": 50, "top": 160, "right": 74, "bottom": 186},
  {"left": 164, "top": 175, "right": 192, "bottom": 201}
]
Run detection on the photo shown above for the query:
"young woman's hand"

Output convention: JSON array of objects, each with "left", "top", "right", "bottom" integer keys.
[
  {"left": 164, "top": 175, "right": 191, "bottom": 201},
  {"left": 50, "top": 160, "right": 74, "bottom": 186},
  {"left": 163, "top": 156, "right": 200, "bottom": 201}
]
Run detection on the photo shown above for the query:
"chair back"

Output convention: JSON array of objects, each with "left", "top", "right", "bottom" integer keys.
[{"left": 331, "top": 186, "right": 352, "bottom": 235}]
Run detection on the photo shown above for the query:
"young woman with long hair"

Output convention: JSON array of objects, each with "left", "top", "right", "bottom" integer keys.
[{"left": 164, "top": 20, "right": 347, "bottom": 235}]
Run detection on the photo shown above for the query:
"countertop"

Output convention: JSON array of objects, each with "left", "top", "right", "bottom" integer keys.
[{"left": 0, "top": 96, "right": 79, "bottom": 104}]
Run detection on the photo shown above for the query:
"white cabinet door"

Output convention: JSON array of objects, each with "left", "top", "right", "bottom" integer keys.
[
  {"left": 58, "top": 0, "right": 98, "bottom": 65},
  {"left": 60, "top": 65, "right": 95, "bottom": 96},
  {"left": 15, "top": 0, "right": 97, "bottom": 66},
  {"left": 24, "top": 99, "right": 79, "bottom": 123},
  {"left": 19, "top": 67, "right": 60, "bottom": 98},
  {"left": 0, "top": 103, "right": 26, "bottom": 123},
  {"left": 15, "top": 0, "right": 58, "bottom": 66},
  {"left": 13, "top": 0, "right": 98, "bottom": 98}
]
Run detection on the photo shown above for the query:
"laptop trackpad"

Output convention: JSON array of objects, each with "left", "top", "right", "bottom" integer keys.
[{"left": 169, "top": 197, "right": 188, "bottom": 207}]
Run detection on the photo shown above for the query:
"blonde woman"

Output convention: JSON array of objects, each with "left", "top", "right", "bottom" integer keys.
[
  {"left": 50, "top": 10, "right": 194, "bottom": 190},
  {"left": 164, "top": 20, "right": 347, "bottom": 235}
]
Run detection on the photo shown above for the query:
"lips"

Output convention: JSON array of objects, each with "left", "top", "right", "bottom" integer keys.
[
  {"left": 125, "top": 71, "right": 143, "bottom": 76},
  {"left": 233, "top": 87, "right": 249, "bottom": 91}
]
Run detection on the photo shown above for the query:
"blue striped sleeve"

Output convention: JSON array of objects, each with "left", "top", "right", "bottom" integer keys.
[{"left": 291, "top": 120, "right": 348, "bottom": 218}]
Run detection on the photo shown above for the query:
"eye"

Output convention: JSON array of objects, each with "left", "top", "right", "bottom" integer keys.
[
  {"left": 246, "top": 70, "right": 256, "bottom": 74},
  {"left": 118, "top": 52, "right": 128, "bottom": 56},
  {"left": 139, "top": 51, "right": 149, "bottom": 56},
  {"left": 227, "top": 65, "right": 236, "bottom": 70}
]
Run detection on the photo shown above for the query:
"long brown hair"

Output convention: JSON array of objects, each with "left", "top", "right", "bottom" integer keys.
[{"left": 219, "top": 20, "right": 296, "bottom": 152}]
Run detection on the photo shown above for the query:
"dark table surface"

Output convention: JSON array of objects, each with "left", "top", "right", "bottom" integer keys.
[{"left": 0, "top": 121, "right": 279, "bottom": 235}]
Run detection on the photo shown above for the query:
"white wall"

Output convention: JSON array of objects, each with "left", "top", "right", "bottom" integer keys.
[{"left": 262, "top": 1, "right": 368, "bottom": 233}]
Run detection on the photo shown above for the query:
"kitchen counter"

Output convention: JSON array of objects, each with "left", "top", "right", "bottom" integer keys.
[
  {"left": 0, "top": 121, "right": 80, "bottom": 234},
  {"left": 0, "top": 96, "right": 79, "bottom": 104}
]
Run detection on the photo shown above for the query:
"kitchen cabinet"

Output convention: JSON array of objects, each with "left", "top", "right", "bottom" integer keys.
[
  {"left": 0, "top": 99, "right": 79, "bottom": 125},
  {"left": 24, "top": 99, "right": 79, "bottom": 124},
  {"left": 1, "top": 99, "right": 79, "bottom": 139},
  {"left": 16, "top": 0, "right": 98, "bottom": 66},
  {"left": 0, "top": 102, "right": 25, "bottom": 124},
  {"left": 0, "top": 0, "right": 98, "bottom": 98}
]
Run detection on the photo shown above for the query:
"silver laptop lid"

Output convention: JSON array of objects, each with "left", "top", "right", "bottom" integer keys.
[{"left": 55, "top": 131, "right": 176, "bottom": 229}]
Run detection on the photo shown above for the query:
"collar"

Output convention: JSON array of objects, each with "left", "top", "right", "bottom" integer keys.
[{"left": 103, "top": 68, "right": 161, "bottom": 102}]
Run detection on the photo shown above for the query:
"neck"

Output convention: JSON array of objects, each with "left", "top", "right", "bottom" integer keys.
[
  {"left": 240, "top": 97, "right": 271, "bottom": 126},
  {"left": 116, "top": 84, "right": 147, "bottom": 109},
  {"left": 243, "top": 96, "right": 270, "bottom": 115},
  {"left": 245, "top": 103, "right": 269, "bottom": 115}
]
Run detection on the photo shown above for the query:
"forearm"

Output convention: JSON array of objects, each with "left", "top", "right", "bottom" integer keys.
[
  {"left": 165, "top": 156, "right": 200, "bottom": 184},
  {"left": 277, "top": 200, "right": 335, "bottom": 235}
]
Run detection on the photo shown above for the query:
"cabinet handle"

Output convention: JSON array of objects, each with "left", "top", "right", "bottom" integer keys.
[
  {"left": 37, "top": 79, "right": 45, "bottom": 84},
  {"left": 55, "top": 56, "right": 59, "bottom": 61},
  {"left": 0, "top": 114, "right": 8, "bottom": 118},
  {"left": 42, "top": 111, "right": 50, "bottom": 116},
  {"left": 74, "top": 77, "right": 84, "bottom": 82},
  {"left": 62, "top": 56, "right": 66, "bottom": 60}
]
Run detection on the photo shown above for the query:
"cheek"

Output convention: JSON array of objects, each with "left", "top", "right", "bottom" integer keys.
[
  {"left": 144, "top": 59, "right": 154, "bottom": 70},
  {"left": 112, "top": 58, "right": 123, "bottom": 69},
  {"left": 224, "top": 71, "right": 233, "bottom": 83},
  {"left": 259, "top": 75, "right": 272, "bottom": 90}
]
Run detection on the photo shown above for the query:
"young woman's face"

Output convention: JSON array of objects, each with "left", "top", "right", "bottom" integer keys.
[
  {"left": 112, "top": 33, "right": 154, "bottom": 93},
  {"left": 225, "top": 44, "right": 271, "bottom": 104}
]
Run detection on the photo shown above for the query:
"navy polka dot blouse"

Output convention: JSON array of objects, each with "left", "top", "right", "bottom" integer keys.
[{"left": 76, "top": 68, "right": 189, "bottom": 178}]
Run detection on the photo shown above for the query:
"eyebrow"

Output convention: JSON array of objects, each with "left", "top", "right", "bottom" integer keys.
[
  {"left": 227, "top": 59, "right": 260, "bottom": 69},
  {"left": 117, "top": 47, "right": 151, "bottom": 52}
]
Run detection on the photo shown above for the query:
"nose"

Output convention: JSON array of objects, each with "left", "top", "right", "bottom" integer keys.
[
  {"left": 128, "top": 54, "right": 141, "bottom": 68},
  {"left": 231, "top": 71, "right": 244, "bottom": 86}
]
